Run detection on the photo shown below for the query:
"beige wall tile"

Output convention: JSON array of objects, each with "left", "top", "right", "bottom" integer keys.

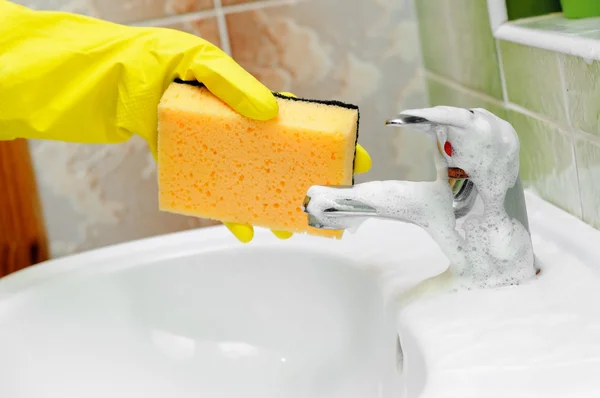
[
  {"left": 226, "top": 1, "right": 428, "bottom": 183},
  {"left": 12, "top": 0, "right": 93, "bottom": 15},
  {"left": 90, "top": 0, "right": 214, "bottom": 24},
  {"left": 162, "top": 17, "right": 221, "bottom": 48}
]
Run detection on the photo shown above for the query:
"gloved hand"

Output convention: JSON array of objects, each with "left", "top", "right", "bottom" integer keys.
[
  {"left": 0, "top": 0, "right": 277, "bottom": 155},
  {"left": 0, "top": 0, "right": 372, "bottom": 244}
]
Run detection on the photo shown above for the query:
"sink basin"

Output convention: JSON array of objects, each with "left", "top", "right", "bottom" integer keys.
[
  {"left": 0, "top": 221, "right": 410, "bottom": 398},
  {"left": 0, "top": 191, "right": 599, "bottom": 397}
]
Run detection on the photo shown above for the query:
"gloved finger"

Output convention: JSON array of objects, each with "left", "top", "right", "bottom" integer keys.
[
  {"left": 271, "top": 230, "right": 293, "bottom": 240},
  {"left": 354, "top": 144, "right": 372, "bottom": 174},
  {"left": 189, "top": 52, "right": 278, "bottom": 121},
  {"left": 224, "top": 222, "right": 254, "bottom": 243}
]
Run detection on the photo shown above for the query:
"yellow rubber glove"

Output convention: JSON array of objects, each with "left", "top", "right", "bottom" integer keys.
[
  {"left": 0, "top": 0, "right": 277, "bottom": 154},
  {"left": 0, "top": 0, "right": 372, "bottom": 243}
]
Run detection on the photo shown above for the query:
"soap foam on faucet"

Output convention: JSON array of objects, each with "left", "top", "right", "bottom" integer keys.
[
  {"left": 443, "top": 107, "right": 536, "bottom": 289},
  {"left": 397, "top": 233, "right": 600, "bottom": 398},
  {"left": 306, "top": 106, "right": 536, "bottom": 291}
]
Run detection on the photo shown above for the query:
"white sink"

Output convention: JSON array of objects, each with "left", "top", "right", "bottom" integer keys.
[
  {"left": 0, "top": 221, "right": 408, "bottom": 398},
  {"left": 0, "top": 191, "right": 599, "bottom": 397}
]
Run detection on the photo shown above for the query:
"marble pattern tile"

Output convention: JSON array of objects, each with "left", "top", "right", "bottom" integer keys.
[
  {"left": 23, "top": 12, "right": 222, "bottom": 256},
  {"left": 11, "top": 0, "right": 93, "bottom": 14},
  {"left": 226, "top": 0, "right": 428, "bottom": 182},
  {"left": 89, "top": 0, "right": 214, "bottom": 24},
  {"left": 162, "top": 16, "right": 221, "bottom": 47}
]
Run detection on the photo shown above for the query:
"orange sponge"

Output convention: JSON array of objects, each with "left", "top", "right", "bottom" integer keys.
[{"left": 157, "top": 82, "right": 359, "bottom": 238}]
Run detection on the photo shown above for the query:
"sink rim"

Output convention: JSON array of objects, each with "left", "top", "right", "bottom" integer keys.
[
  {"left": 0, "top": 215, "right": 446, "bottom": 304},
  {"left": 2, "top": 190, "right": 599, "bottom": 301},
  {"left": 1, "top": 190, "right": 599, "bottom": 293}
]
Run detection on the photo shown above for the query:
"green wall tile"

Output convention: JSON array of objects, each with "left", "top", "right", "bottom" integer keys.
[
  {"left": 574, "top": 133, "right": 600, "bottom": 229},
  {"left": 507, "top": 110, "right": 581, "bottom": 216},
  {"left": 415, "top": 0, "right": 503, "bottom": 99},
  {"left": 426, "top": 77, "right": 506, "bottom": 119},
  {"left": 500, "top": 41, "right": 567, "bottom": 123},
  {"left": 560, "top": 54, "right": 600, "bottom": 137}
]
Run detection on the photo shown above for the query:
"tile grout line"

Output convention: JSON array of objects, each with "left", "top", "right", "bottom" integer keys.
[
  {"left": 556, "top": 54, "right": 574, "bottom": 128},
  {"left": 505, "top": 102, "right": 569, "bottom": 131},
  {"left": 495, "top": 38, "right": 510, "bottom": 107},
  {"left": 222, "top": 0, "right": 301, "bottom": 15},
  {"left": 424, "top": 71, "right": 505, "bottom": 108},
  {"left": 556, "top": 51, "right": 585, "bottom": 218},
  {"left": 129, "top": 0, "right": 301, "bottom": 27},
  {"left": 409, "top": 0, "right": 430, "bottom": 107},
  {"left": 213, "top": 0, "right": 232, "bottom": 55},
  {"left": 421, "top": 68, "right": 432, "bottom": 106},
  {"left": 426, "top": 69, "right": 583, "bottom": 136},
  {"left": 574, "top": 128, "right": 600, "bottom": 144},
  {"left": 129, "top": 9, "right": 216, "bottom": 26}
]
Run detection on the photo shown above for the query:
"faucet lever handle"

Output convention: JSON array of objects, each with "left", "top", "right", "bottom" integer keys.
[
  {"left": 385, "top": 115, "right": 431, "bottom": 126},
  {"left": 386, "top": 107, "right": 476, "bottom": 130}
]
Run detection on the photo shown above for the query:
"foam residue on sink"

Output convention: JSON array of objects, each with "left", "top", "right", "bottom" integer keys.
[
  {"left": 397, "top": 232, "right": 600, "bottom": 398},
  {"left": 152, "top": 330, "right": 196, "bottom": 361}
]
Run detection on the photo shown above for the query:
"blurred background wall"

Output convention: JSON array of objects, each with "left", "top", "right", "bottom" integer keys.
[{"left": 12, "top": 0, "right": 430, "bottom": 258}]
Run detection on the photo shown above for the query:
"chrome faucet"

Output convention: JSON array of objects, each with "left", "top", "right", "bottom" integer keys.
[
  {"left": 302, "top": 106, "right": 537, "bottom": 288},
  {"left": 304, "top": 110, "right": 529, "bottom": 233}
]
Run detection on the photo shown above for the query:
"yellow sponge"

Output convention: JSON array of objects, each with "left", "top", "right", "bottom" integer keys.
[{"left": 157, "top": 82, "right": 359, "bottom": 238}]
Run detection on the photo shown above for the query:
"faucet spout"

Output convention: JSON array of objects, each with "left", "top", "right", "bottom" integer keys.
[
  {"left": 303, "top": 180, "right": 471, "bottom": 273},
  {"left": 303, "top": 179, "right": 455, "bottom": 231},
  {"left": 303, "top": 180, "right": 477, "bottom": 229},
  {"left": 303, "top": 187, "right": 379, "bottom": 230}
]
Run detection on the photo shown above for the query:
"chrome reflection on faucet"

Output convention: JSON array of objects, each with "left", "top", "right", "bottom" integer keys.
[{"left": 302, "top": 106, "right": 537, "bottom": 288}]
